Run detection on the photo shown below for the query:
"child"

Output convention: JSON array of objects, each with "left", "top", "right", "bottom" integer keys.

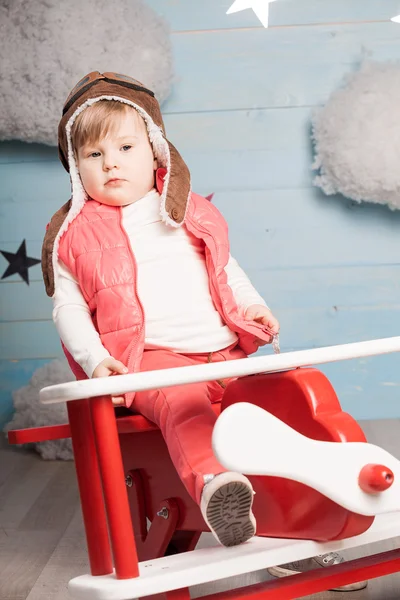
[
  {"left": 41, "top": 72, "right": 367, "bottom": 588},
  {"left": 42, "top": 71, "right": 278, "bottom": 549}
]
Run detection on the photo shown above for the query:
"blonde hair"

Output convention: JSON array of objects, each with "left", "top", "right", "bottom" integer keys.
[{"left": 71, "top": 100, "right": 145, "bottom": 153}]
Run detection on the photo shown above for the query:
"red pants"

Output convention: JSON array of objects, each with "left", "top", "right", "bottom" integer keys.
[{"left": 131, "top": 345, "right": 247, "bottom": 504}]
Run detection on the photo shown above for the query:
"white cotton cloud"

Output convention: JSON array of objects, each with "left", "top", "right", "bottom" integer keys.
[
  {"left": 0, "top": 0, "right": 173, "bottom": 146},
  {"left": 4, "top": 359, "right": 74, "bottom": 460},
  {"left": 312, "top": 62, "right": 400, "bottom": 210}
]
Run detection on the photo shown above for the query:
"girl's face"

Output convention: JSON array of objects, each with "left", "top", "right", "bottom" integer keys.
[{"left": 76, "top": 110, "right": 157, "bottom": 206}]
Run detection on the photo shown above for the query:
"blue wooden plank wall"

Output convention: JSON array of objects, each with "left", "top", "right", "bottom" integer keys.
[{"left": 1, "top": 0, "right": 400, "bottom": 426}]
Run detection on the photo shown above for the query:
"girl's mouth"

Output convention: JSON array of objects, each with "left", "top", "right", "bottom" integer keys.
[{"left": 106, "top": 178, "right": 125, "bottom": 186}]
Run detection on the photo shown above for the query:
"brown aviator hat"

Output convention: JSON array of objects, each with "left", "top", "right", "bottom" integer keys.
[{"left": 42, "top": 71, "right": 191, "bottom": 297}]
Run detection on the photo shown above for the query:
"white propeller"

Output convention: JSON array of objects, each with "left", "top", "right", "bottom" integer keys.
[{"left": 213, "top": 403, "right": 400, "bottom": 517}]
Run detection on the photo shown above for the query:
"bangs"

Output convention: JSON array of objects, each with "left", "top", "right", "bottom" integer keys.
[{"left": 71, "top": 100, "right": 139, "bottom": 151}]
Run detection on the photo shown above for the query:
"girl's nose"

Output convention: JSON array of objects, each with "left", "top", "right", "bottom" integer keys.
[{"left": 103, "top": 155, "right": 119, "bottom": 171}]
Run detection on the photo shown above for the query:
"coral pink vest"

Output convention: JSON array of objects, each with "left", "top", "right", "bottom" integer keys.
[{"left": 58, "top": 175, "right": 271, "bottom": 405}]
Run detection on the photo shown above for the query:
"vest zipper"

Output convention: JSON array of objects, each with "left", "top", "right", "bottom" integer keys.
[
  {"left": 118, "top": 208, "right": 145, "bottom": 372},
  {"left": 188, "top": 217, "right": 275, "bottom": 340},
  {"left": 188, "top": 219, "right": 237, "bottom": 329}
]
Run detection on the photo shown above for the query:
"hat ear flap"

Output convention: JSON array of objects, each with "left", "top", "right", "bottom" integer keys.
[
  {"left": 160, "top": 140, "right": 191, "bottom": 227},
  {"left": 42, "top": 200, "right": 71, "bottom": 297}
]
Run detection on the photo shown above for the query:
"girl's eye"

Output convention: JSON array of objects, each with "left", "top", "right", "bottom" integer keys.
[
  {"left": 122, "top": 145, "right": 132, "bottom": 151},
  {"left": 89, "top": 151, "right": 101, "bottom": 158}
]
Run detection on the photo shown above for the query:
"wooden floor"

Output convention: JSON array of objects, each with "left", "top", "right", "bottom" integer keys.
[{"left": 1, "top": 420, "right": 400, "bottom": 600}]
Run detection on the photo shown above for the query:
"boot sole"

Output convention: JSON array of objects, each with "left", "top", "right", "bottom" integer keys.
[{"left": 206, "top": 481, "right": 256, "bottom": 547}]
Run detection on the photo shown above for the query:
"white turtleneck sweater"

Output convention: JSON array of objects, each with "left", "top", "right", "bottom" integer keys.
[{"left": 53, "top": 189, "right": 267, "bottom": 377}]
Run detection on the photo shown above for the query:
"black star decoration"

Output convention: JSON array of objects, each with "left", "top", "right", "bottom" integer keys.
[{"left": 0, "top": 240, "right": 41, "bottom": 285}]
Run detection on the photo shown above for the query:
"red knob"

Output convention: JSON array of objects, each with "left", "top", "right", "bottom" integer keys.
[{"left": 358, "top": 464, "right": 394, "bottom": 494}]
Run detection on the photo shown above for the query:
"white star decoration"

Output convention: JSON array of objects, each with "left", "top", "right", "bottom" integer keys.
[
  {"left": 226, "top": 0, "right": 277, "bottom": 28},
  {"left": 391, "top": 14, "right": 400, "bottom": 23}
]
